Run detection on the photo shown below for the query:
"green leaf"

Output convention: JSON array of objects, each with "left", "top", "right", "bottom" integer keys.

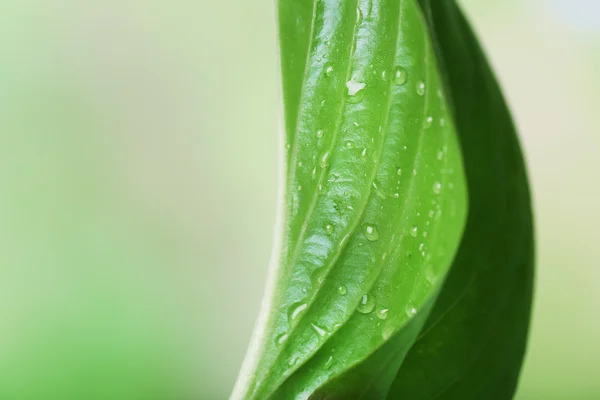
[
  {"left": 388, "top": 1, "right": 535, "bottom": 398},
  {"left": 232, "top": 0, "right": 468, "bottom": 398}
]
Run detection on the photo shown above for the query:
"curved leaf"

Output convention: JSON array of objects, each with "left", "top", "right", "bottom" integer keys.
[
  {"left": 231, "top": 0, "right": 468, "bottom": 399},
  {"left": 388, "top": 1, "right": 535, "bottom": 399}
]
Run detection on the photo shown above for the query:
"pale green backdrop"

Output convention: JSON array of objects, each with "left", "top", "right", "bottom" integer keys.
[{"left": 0, "top": 0, "right": 598, "bottom": 399}]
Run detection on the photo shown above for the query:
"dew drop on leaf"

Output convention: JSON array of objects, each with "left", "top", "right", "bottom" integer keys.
[
  {"left": 433, "top": 181, "right": 442, "bottom": 194},
  {"left": 380, "top": 69, "right": 389, "bottom": 82},
  {"left": 325, "top": 224, "right": 334, "bottom": 235},
  {"left": 425, "top": 116, "right": 433, "bottom": 128},
  {"left": 346, "top": 78, "right": 366, "bottom": 103},
  {"left": 376, "top": 308, "right": 389, "bottom": 320},
  {"left": 410, "top": 226, "right": 418, "bottom": 237},
  {"left": 357, "top": 293, "right": 376, "bottom": 314},
  {"left": 290, "top": 303, "right": 308, "bottom": 320},
  {"left": 382, "top": 324, "right": 395, "bottom": 340},
  {"left": 289, "top": 355, "right": 300, "bottom": 367},
  {"left": 393, "top": 66, "right": 407, "bottom": 86},
  {"left": 405, "top": 304, "right": 418, "bottom": 318},
  {"left": 416, "top": 81, "right": 426, "bottom": 96},
  {"left": 320, "top": 151, "right": 330, "bottom": 168},
  {"left": 324, "top": 355, "right": 334, "bottom": 370},
  {"left": 311, "top": 323, "right": 328, "bottom": 337},
  {"left": 338, "top": 285, "right": 347, "bottom": 295},
  {"left": 275, "top": 333, "right": 289, "bottom": 346},
  {"left": 363, "top": 224, "right": 380, "bottom": 241},
  {"left": 324, "top": 64, "right": 334, "bottom": 77},
  {"left": 316, "top": 129, "right": 324, "bottom": 138}
]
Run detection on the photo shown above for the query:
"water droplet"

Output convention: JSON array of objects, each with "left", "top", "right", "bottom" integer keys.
[
  {"left": 397, "top": 168, "right": 402, "bottom": 176},
  {"left": 325, "top": 224, "right": 334, "bottom": 235},
  {"left": 416, "top": 81, "right": 426, "bottom": 96},
  {"left": 425, "top": 116, "right": 433, "bottom": 128},
  {"left": 338, "top": 285, "right": 347, "bottom": 295},
  {"left": 346, "top": 78, "right": 366, "bottom": 103},
  {"left": 286, "top": 143, "right": 291, "bottom": 150},
  {"left": 393, "top": 66, "right": 407, "bottom": 85},
  {"left": 357, "top": 293, "right": 376, "bottom": 314},
  {"left": 298, "top": 161, "right": 303, "bottom": 167},
  {"left": 345, "top": 141, "right": 355, "bottom": 149},
  {"left": 363, "top": 224, "right": 379, "bottom": 241},
  {"left": 312, "top": 267, "right": 327, "bottom": 285},
  {"left": 276, "top": 333, "right": 289, "bottom": 345},
  {"left": 406, "top": 304, "right": 418, "bottom": 317},
  {"left": 312, "top": 167, "right": 317, "bottom": 179},
  {"left": 361, "top": 148, "right": 367, "bottom": 157},
  {"left": 425, "top": 267, "right": 438, "bottom": 286},
  {"left": 433, "top": 181, "right": 442, "bottom": 194},
  {"left": 316, "top": 129, "right": 324, "bottom": 138},
  {"left": 297, "top": 185, "right": 303, "bottom": 191},
  {"left": 380, "top": 69, "right": 389, "bottom": 81},
  {"left": 311, "top": 323, "right": 327, "bottom": 337},
  {"left": 325, "top": 64, "right": 334, "bottom": 77},
  {"left": 291, "top": 303, "right": 308, "bottom": 320},
  {"left": 320, "top": 151, "right": 331, "bottom": 168},
  {"left": 324, "top": 355, "right": 334, "bottom": 369},
  {"left": 376, "top": 308, "right": 389, "bottom": 320},
  {"left": 372, "top": 181, "right": 386, "bottom": 200},
  {"left": 382, "top": 324, "right": 395, "bottom": 340},
  {"left": 410, "top": 226, "right": 418, "bottom": 237},
  {"left": 393, "top": 192, "right": 399, "bottom": 198},
  {"left": 289, "top": 355, "right": 300, "bottom": 367}
]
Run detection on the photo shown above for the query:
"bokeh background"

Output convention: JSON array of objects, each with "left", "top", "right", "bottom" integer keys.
[{"left": 1, "top": 0, "right": 598, "bottom": 398}]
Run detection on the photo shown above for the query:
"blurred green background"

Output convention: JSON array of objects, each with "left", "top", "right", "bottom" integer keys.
[{"left": 1, "top": 0, "right": 598, "bottom": 399}]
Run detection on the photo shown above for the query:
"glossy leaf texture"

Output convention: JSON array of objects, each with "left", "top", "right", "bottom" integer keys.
[
  {"left": 387, "top": 1, "right": 535, "bottom": 399},
  {"left": 231, "top": 0, "right": 468, "bottom": 399}
]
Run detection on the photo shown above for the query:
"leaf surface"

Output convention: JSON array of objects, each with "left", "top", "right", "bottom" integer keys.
[{"left": 232, "top": 0, "right": 468, "bottom": 398}]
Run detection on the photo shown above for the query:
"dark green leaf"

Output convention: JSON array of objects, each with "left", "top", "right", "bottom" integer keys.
[{"left": 388, "top": 1, "right": 535, "bottom": 399}]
